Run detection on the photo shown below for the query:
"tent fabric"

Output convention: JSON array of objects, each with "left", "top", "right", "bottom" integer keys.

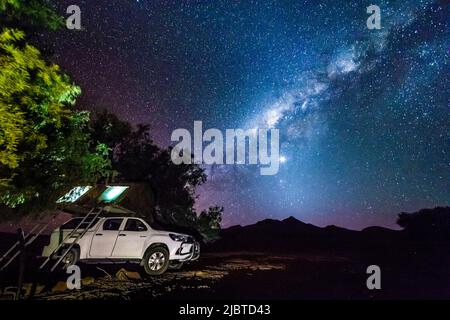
[{"left": 58, "top": 183, "right": 156, "bottom": 220}]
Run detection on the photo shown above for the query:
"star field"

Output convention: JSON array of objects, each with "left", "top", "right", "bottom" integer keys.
[{"left": 45, "top": 0, "right": 449, "bottom": 229}]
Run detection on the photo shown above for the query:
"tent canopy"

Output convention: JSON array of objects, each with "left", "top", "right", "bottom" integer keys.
[{"left": 57, "top": 183, "right": 155, "bottom": 219}]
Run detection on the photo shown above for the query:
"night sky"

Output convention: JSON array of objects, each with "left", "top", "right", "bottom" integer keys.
[{"left": 44, "top": 0, "right": 449, "bottom": 229}]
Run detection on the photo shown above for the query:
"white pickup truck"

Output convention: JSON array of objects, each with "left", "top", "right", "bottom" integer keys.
[{"left": 42, "top": 215, "right": 200, "bottom": 275}]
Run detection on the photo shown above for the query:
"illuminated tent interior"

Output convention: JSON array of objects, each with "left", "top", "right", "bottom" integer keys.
[{"left": 56, "top": 183, "right": 156, "bottom": 219}]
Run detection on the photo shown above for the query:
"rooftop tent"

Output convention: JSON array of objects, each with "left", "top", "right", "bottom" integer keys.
[
  {"left": 56, "top": 183, "right": 156, "bottom": 220},
  {"left": 56, "top": 186, "right": 92, "bottom": 203},
  {"left": 98, "top": 186, "right": 129, "bottom": 203}
]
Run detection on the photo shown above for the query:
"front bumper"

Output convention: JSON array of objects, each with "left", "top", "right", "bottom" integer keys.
[{"left": 174, "top": 241, "right": 200, "bottom": 262}]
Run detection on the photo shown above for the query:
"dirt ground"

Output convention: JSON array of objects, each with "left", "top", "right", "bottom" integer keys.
[{"left": 2, "top": 251, "right": 446, "bottom": 300}]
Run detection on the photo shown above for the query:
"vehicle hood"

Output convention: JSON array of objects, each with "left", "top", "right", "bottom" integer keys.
[{"left": 152, "top": 231, "right": 194, "bottom": 241}]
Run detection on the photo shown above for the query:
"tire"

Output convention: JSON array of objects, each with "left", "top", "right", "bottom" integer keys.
[
  {"left": 143, "top": 246, "right": 170, "bottom": 275},
  {"left": 168, "top": 261, "right": 184, "bottom": 270},
  {"left": 61, "top": 247, "right": 79, "bottom": 269}
]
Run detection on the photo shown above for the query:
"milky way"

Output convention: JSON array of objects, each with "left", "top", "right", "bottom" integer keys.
[{"left": 44, "top": 0, "right": 449, "bottom": 229}]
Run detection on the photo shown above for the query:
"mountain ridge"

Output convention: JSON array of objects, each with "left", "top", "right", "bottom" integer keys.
[{"left": 208, "top": 216, "right": 401, "bottom": 253}]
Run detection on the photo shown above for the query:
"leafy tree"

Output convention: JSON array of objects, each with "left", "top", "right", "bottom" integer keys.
[
  {"left": 198, "top": 206, "right": 223, "bottom": 242},
  {"left": 112, "top": 124, "right": 206, "bottom": 223},
  {"left": 90, "top": 110, "right": 132, "bottom": 153},
  {"left": 0, "top": 0, "right": 63, "bottom": 31},
  {"left": 0, "top": 29, "right": 80, "bottom": 169},
  {"left": 397, "top": 207, "right": 450, "bottom": 242},
  {"left": 91, "top": 112, "right": 222, "bottom": 241},
  {"left": 0, "top": 5, "right": 111, "bottom": 218}
]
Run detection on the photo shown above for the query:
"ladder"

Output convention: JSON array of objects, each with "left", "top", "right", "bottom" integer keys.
[
  {"left": 39, "top": 207, "right": 103, "bottom": 272},
  {"left": 0, "top": 216, "right": 56, "bottom": 272}
]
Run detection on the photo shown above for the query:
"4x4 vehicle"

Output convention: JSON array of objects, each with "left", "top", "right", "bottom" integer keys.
[{"left": 42, "top": 216, "right": 200, "bottom": 275}]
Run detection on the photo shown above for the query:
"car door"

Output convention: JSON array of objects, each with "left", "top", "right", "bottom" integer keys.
[
  {"left": 89, "top": 218, "right": 124, "bottom": 258},
  {"left": 112, "top": 218, "right": 149, "bottom": 258}
]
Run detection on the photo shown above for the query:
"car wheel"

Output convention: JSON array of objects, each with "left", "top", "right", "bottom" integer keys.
[
  {"left": 168, "top": 261, "right": 184, "bottom": 270},
  {"left": 61, "top": 248, "right": 79, "bottom": 269},
  {"left": 143, "top": 247, "right": 170, "bottom": 275}
]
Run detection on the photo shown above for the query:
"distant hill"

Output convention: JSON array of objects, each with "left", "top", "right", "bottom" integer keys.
[
  {"left": 206, "top": 216, "right": 401, "bottom": 253},
  {"left": 2, "top": 207, "right": 450, "bottom": 257}
]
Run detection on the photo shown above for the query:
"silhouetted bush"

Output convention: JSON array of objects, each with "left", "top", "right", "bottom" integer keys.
[{"left": 397, "top": 207, "right": 450, "bottom": 244}]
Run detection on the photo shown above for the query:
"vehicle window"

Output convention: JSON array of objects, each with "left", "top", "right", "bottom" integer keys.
[
  {"left": 61, "top": 218, "right": 82, "bottom": 230},
  {"left": 103, "top": 219, "right": 123, "bottom": 231},
  {"left": 124, "top": 219, "right": 148, "bottom": 232},
  {"left": 61, "top": 218, "right": 99, "bottom": 230}
]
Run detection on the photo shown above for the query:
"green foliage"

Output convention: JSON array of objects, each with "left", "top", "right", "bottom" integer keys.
[
  {"left": 0, "top": 28, "right": 111, "bottom": 215},
  {"left": 90, "top": 110, "right": 132, "bottom": 151},
  {"left": 0, "top": 112, "right": 111, "bottom": 212},
  {"left": 0, "top": 0, "right": 63, "bottom": 31},
  {"left": 198, "top": 206, "right": 223, "bottom": 242},
  {"left": 0, "top": 28, "right": 79, "bottom": 169}
]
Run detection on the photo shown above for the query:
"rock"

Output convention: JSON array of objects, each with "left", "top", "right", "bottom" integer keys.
[
  {"left": 115, "top": 268, "right": 142, "bottom": 281},
  {"left": 52, "top": 281, "right": 67, "bottom": 293},
  {"left": 35, "top": 285, "right": 46, "bottom": 295},
  {"left": 81, "top": 277, "right": 95, "bottom": 286},
  {"left": 0, "top": 287, "right": 16, "bottom": 300},
  {"left": 21, "top": 283, "right": 45, "bottom": 296}
]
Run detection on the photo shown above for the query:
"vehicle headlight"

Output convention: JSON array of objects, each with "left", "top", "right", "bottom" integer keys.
[{"left": 169, "top": 233, "right": 188, "bottom": 242}]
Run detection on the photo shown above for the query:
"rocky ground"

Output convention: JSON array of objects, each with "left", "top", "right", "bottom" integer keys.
[
  {"left": 32, "top": 253, "right": 291, "bottom": 300},
  {"left": 1, "top": 252, "right": 357, "bottom": 300},
  {"left": 2, "top": 250, "right": 450, "bottom": 300}
]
